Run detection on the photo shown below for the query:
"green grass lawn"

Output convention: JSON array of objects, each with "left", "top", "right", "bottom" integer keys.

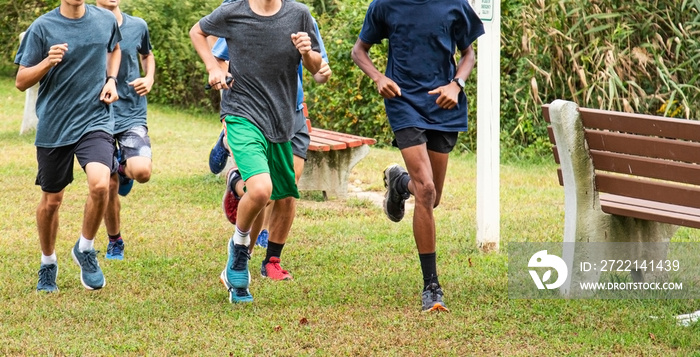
[{"left": 1, "top": 76, "right": 699, "bottom": 356}]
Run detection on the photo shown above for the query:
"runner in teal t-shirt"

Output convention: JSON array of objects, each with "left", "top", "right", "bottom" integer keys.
[
  {"left": 97, "top": 0, "right": 156, "bottom": 262},
  {"left": 15, "top": 1, "right": 122, "bottom": 292}
]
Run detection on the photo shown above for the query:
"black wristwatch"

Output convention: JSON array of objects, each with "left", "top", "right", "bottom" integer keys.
[
  {"left": 452, "top": 77, "right": 465, "bottom": 90},
  {"left": 106, "top": 76, "right": 118, "bottom": 85}
]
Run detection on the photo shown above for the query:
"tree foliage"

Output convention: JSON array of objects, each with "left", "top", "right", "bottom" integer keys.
[{"left": 4, "top": 0, "right": 700, "bottom": 158}]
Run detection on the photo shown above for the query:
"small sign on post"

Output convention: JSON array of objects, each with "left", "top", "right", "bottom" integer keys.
[{"left": 474, "top": 0, "right": 494, "bottom": 22}]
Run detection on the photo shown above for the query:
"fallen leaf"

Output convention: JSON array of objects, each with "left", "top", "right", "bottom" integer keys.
[
  {"left": 649, "top": 332, "right": 656, "bottom": 341},
  {"left": 468, "top": 257, "right": 473, "bottom": 267},
  {"left": 299, "top": 317, "right": 309, "bottom": 325},
  {"left": 274, "top": 325, "right": 282, "bottom": 332}
]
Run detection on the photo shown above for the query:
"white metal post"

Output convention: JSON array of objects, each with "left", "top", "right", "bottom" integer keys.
[{"left": 473, "top": 0, "right": 501, "bottom": 252}]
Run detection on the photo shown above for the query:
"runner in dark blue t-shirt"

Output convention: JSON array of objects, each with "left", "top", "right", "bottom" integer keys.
[{"left": 352, "top": 0, "right": 484, "bottom": 312}]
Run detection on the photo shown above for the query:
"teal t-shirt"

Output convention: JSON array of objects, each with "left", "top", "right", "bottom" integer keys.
[
  {"left": 15, "top": 5, "right": 122, "bottom": 147},
  {"left": 112, "top": 12, "right": 152, "bottom": 134}
]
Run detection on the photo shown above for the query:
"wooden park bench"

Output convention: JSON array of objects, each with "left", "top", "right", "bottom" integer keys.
[
  {"left": 218, "top": 118, "right": 376, "bottom": 200},
  {"left": 298, "top": 120, "right": 376, "bottom": 199},
  {"left": 543, "top": 99, "right": 700, "bottom": 292}
]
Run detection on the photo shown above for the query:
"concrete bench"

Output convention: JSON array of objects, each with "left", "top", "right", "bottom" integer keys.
[
  {"left": 298, "top": 121, "right": 376, "bottom": 199},
  {"left": 544, "top": 100, "right": 700, "bottom": 294}
]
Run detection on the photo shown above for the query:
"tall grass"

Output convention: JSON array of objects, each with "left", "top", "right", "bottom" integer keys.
[{"left": 1, "top": 76, "right": 700, "bottom": 355}]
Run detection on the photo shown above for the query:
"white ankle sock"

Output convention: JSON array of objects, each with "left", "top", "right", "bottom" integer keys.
[
  {"left": 233, "top": 227, "right": 250, "bottom": 246},
  {"left": 41, "top": 253, "right": 57, "bottom": 265},
  {"left": 78, "top": 235, "right": 94, "bottom": 252}
]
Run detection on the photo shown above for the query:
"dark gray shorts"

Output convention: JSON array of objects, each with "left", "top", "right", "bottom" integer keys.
[
  {"left": 291, "top": 110, "right": 310, "bottom": 160},
  {"left": 392, "top": 127, "right": 458, "bottom": 154},
  {"left": 36, "top": 130, "right": 115, "bottom": 193}
]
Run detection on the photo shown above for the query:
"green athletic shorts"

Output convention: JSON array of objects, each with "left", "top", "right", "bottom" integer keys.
[{"left": 224, "top": 115, "right": 299, "bottom": 200}]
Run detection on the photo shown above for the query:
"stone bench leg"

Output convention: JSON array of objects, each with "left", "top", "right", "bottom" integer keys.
[
  {"left": 548, "top": 100, "right": 676, "bottom": 297},
  {"left": 298, "top": 144, "right": 370, "bottom": 199}
]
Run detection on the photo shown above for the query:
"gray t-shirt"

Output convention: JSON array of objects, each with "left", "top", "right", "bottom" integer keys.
[
  {"left": 14, "top": 5, "right": 121, "bottom": 148},
  {"left": 113, "top": 12, "right": 152, "bottom": 134},
  {"left": 199, "top": 0, "right": 319, "bottom": 142}
]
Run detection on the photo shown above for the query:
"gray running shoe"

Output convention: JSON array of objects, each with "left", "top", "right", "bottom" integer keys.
[
  {"left": 37, "top": 263, "right": 58, "bottom": 293},
  {"left": 71, "top": 240, "right": 105, "bottom": 290},
  {"left": 382, "top": 164, "right": 410, "bottom": 222},
  {"left": 421, "top": 283, "right": 449, "bottom": 312}
]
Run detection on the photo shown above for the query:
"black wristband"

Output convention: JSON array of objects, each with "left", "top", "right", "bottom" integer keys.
[{"left": 106, "top": 76, "right": 118, "bottom": 85}]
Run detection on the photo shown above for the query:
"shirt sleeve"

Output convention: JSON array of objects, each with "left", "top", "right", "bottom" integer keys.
[
  {"left": 312, "top": 19, "right": 328, "bottom": 63},
  {"left": 198, "top": 7, "right": 229, "bottom": 39},
  {"left": 139, "top": 21, "right": 153, "bottom": 55},
  {"left": 108, "top": 19, "right": 122, "bottom": 52},
  {"left": 15, "top": 24, "right": 46, "bottom": 67},
  {"left": 455, "top": 2, "right": 485, "bottom": 50},
  {"left": 211, "top": 37, "right": 229, "bottom": 61},
  {"left": 358, "top": 0, "right": 387, "bottom": 45}
]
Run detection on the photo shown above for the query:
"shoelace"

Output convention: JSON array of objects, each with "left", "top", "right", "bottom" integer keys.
[
  {"left": 77, "top": 250, "right": 99, "bottom": 272},
  {"left": 38, "top": 265, "right": 57, "bottom": 285},
  {"left": 231, "top": 246, "right": 250, "bottom": 271},
  {"left": 110, "top": 242, "right": 123, "bottom": 255}
]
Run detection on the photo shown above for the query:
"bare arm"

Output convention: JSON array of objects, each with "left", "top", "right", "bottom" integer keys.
[
  {"left": 351, "top": 38, "right": 401, "bottom": 98},
  {"left": 190, "top": 22, "right": 230, "bottom": 90},
  {"left": 312, "top": 61, "right": 331, "bottom": 84},
  {"left": 15, "top": 43, "right": 68, "bottom": 91},
  {"left": 129, "top": 52, "right": 156, "bottom": 96},
  {"left": 291, "top": 32, "right": 322, "bottom": 75},
  {"left": 428, "top": 45, "right": 476, "bottom": 110},
  {"left": 100, "top": 43, "right": 121, "bottom": 104}
]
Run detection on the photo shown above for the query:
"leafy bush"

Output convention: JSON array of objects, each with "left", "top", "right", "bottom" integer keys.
[
  {"left": 4, "top": 0, "right": 700, "bottom": 158},
  {"left": 121, "top": 0, "right": 222, "bottom": 111},
  {"left": 0, "top": 0, "right": 60, "bottom": 75}
]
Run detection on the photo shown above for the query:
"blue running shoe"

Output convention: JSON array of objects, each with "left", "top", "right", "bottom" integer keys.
[
  {"left": 256, "top": 229, "right": 268, "bottom": 248},
  {"left": 37, "top": 263, "right": 58, "bottom": 293},
  {"left": 209, "top": 129, "right": 230, "bottom": 174},
  {"left": 227, "top": 287, "right": 254, "bottom": 303},
  {"left": 220, "top": 238, "right": 250, "bottom": 289},
  {"left": 116, "top": 149, "right": 133, "bottom": 197},
  {"left": 71, "top": 240, "right": 105, "bottom": 290},
  {"left": 105, "top": 238, "right": 125, "bottom": 260}
]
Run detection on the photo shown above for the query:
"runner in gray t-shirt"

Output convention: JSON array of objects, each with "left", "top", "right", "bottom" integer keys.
[{"left": 190, "top": 0, "right": 322, "bottom": 304}]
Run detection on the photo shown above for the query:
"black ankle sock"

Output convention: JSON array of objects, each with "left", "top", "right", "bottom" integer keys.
[
  {"left": 108, "top": 232, "right": 121, "bottom": 242},
  {"left": 398, "top": 173, "right": 410, "bottom": 195},
  {"left": 264, "top": 241, "right": 284, "bottom": 264},
  {"left": 419, "top": 252, "right": 439, "bottom": 290}
]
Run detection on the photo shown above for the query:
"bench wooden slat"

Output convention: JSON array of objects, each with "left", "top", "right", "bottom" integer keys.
[
  {"left": 580, "top": 107, "right": 700, "bottom": 142},
  {"left": 307, "top": 141, "right": 331, "bottom": 152},
  {"left": 312, "top": 128, "right": 377, "bottom": 145},
  {"left": 600, "top": 194, "right": 700, "bottom": 229},
  {"left": 309, "top": 130, "right": 363, "bottom": 148},
  {"left": 595, "top": 172, "right": 700, "bottom": 209},
  {"left": 584, "top": 129, "right": 700, "bottom": 164},
  {"left": 591, "top": 150, "right": 700, "bottom": 186}
]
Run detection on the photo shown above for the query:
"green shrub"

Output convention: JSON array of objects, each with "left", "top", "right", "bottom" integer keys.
[
  {"left": 121, "top": 0, "right": 222, "bottom": 111},
  {"left": 0, "top": 0, "right": 60, "bottom": 75}
]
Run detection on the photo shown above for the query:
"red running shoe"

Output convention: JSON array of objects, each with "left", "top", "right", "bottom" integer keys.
[
  {"left": 222, "top": 168, "right": 241, "bottom": 224},
  {"left": 261, "top": 257, "right": 292, "bottom": 280}
]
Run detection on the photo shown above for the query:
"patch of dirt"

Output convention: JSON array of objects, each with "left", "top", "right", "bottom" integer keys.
[{"left": 347, "top": 182, "right": 415, "bottom": 212}]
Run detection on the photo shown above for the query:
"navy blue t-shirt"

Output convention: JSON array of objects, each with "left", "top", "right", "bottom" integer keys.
[
  {"left": 112, "top": 12, "right": 152, "bottom": 134},
  {"left": 15, "top": 5, "right": 121, "bottom": 147},
  {"left": 358, "top": 0, "right": 484, "bottom": 132}
]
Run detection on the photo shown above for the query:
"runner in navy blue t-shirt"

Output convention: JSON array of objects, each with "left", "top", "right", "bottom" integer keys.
[{"left": 352, "top": 0, "right": 484, "bottom": 312}]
